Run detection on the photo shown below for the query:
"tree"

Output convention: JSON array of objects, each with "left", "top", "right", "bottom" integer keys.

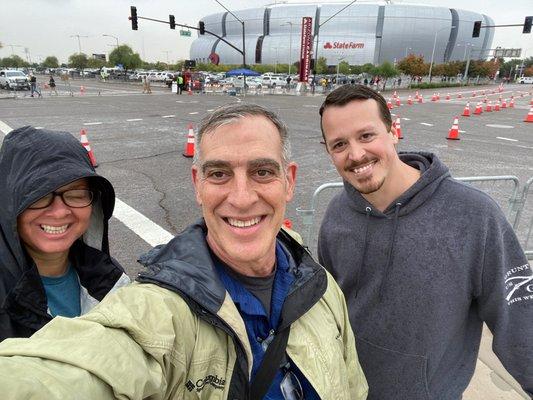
[
  {"left": 109, "top": 45, "right": 142, "bottom": 75},
  {"left": 375, "top": 61, "right": 399, "bottom": 90},
  {"left": 68, "top": 53, "right": 88, "bottom": 71},
  {"left": 397, "top": 54, "right": 427, "bottom": 86},
  {"left": 338, "top": 61, "right": 350, "bottom": 75},
  {"left": 361, "top": 63, "right": 376, "bottom": 75},
  {"left": 315, "top": 56, "right": 328, "bottom": 74},
  {"left": 42, "top": 56, "right": 59, "bottom": 69},
  {"left": 87, "top": 58, "right": 106, "bottom": 69},
  {"left": 0, "top": 55, "right": 28, "bottom": 68}
]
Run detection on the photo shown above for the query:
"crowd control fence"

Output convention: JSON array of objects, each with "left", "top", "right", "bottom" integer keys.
[{"left": 296, "top": 176, "right": 533, "bottom": 260}]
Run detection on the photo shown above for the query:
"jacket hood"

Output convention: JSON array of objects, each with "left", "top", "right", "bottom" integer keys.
[
  {"left": 0, "top": 126, "right": 115, "bottom": 288},
  {"left": 344, "top": 151, "right": 450, "bottom": 217},
  {"left": 137, "top": 219, "right": 326, "bottom": 321}
]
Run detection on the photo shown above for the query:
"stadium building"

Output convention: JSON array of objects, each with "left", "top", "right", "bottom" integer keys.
[{"left": 190, "top": 1, "right": 494, "bottom": 67}]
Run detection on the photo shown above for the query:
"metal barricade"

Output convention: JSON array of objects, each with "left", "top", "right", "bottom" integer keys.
[
  {"left": 513, "top": 177, "right": 533, "bottom": 258},
  {"left": 296, "top": 176, "right": 525, "bottom": 257}
]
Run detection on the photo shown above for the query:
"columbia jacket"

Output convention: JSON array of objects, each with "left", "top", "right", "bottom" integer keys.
[
  {"left": 0, "top": 221, "right": 368, "bottom": 400},
  {"left": 0, "top": 126, "right": 130, "bottom": 341},
  {"left": 318, "top": 152, "right": 533, "bottom": 399}
]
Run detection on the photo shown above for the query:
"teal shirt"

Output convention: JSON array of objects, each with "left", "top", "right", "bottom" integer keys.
[{"left": 41, "top": 265, "right": 81, "bottom": 318}]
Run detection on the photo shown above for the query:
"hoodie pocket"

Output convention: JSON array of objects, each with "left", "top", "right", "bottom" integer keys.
[{"left": 356, "top": 336, "right": 430, "bottom": 400}]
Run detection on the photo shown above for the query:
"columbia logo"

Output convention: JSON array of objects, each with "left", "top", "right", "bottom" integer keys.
[{"left": 185, "top": 380, "right": 195, "bottom": 392}]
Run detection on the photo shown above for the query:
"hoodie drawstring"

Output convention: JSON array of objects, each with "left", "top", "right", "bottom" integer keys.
[
  {"left": 354, "top": 207, "right": 372, "bottom": 297},
  {"left": 379, "top": 202, "right": 402, "bottom": 300}
]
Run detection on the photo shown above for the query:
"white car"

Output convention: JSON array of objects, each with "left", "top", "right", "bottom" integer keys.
[
  {"left": 0, "top": 70, "right": 30, "bottom": 90},
  {"left": 517, "top": 76, "right": 533, "bottom": 84},
  {"left": 260, "top": 74, "right": 287, "bottom": 88}
]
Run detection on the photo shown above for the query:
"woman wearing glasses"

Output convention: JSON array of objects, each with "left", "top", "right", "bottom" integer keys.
[{"left": 0, "top": 126, "right": 130, "bottom": 341}]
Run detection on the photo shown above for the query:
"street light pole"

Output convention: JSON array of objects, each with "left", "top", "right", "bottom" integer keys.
[
  {"left": 336, "top": 57, "right": 345, "bottom": 83},
  {"left": 405, "top": 47, "right": 412, "bottom": 57},
  {"left": 70, "top": 34, "right": 89, "bottom": 54},
  {"left": 281, "top": 22, "right": 294, "bottom": 76},
  {"left": 103, "top": 34, "right": 119, "bottom": 48},
  {"left": 428, "top": 25, "right": 455, "bottom": 82},
  {"left": 312, "top": 0, "right": 358, "bottom": 93}
]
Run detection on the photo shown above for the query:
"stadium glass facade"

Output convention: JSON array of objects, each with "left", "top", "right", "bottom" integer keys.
[{"left": 190, "top": 2, "right": 494, "bottom": 67}]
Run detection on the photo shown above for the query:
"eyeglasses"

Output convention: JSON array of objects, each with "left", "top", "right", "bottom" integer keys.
[
  {"left": 27, "top": 189, "right": 94, "bottom": 209},
  {"left": 280, "top": 365, "right": 304, "bottom": 400}
]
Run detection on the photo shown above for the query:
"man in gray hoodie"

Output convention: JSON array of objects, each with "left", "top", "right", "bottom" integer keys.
[{"left": 317, "top": 84, "right": 532, "bottom": 399}]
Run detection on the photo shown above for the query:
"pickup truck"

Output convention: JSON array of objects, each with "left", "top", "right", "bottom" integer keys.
[{"left": 0, "top": 70, "right": 30, "bottom": 90}]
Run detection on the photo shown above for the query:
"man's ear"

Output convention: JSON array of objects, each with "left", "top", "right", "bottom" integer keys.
[
  {"left": 191, "top": 165, "right": 202, "bottom": 205},
  {"left": 285, "top": 162, "right": 298, "bottom": 202},
  {"left": 390, "top": 127, "right": 399, "bottom": 145}
]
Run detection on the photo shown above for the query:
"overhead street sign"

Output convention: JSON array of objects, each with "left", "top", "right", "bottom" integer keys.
[
  {"left": 180, "top": 30, "right": 191, "bottom": 37},
  {"left": 494, "top": 48, "right": 522, "bottom": 58}
]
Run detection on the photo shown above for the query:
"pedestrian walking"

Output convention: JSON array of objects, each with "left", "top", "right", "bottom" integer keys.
[
  {"left": 29, "top": 74, "right": 37, "bottom": 97},
  {"left": 48, "top": 75, "right": 57, "bottom": 96},
  {"left": 142, "top": 75, "right": 152, "bottom": 94}
]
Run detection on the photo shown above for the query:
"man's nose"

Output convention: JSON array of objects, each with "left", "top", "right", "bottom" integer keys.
[
  {"left": 347, "top": 142, "right": 366, "bottom": 161},
  {"left": 227, "top": 175, "right": 259, "bottom": 209},
  {"left": 46, "top": 195, "right": 72, "bottom": 217}
]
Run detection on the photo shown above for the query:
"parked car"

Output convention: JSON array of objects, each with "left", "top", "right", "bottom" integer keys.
[
  {"left": 517, "top": 76, "right": 533, "bottom": 84},
  {"left": 260, "top": 74, "right": 287, "bottom": 88},
  {"left": 0, "top": 70, "right": 30, "bottom": 90}
]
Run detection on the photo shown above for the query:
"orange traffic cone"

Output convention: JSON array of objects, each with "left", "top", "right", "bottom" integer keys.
[
  {"left": 183, "top": 123, "right": 195, "bottom": 157},
  {"left": 446, "top": 117, "right": 460, "bottom": 140},
  {"left": 80, "top": 129, "right": 98, "bottom": 167},
  {"left": 474, "top": 102, "right": 483, "bottom": 115},
  {"left": 501, "top": 99, "right": 507, "bottom": 109},
  {"left": 482, "top": 97, "right": 488, "bottom": 103},
  {"left": 188, "top": 82, "right": 193, "bottom": 95},
  {"left": 462, "top": 102, "right": 471, "bottom": 117},
  {"left": 457, "top": 92, "right": 463, "bottom": 99},
  {"left": 494, "top": 101, "right": 500, "bottom": 111},
  {"left": 418, "top": 94, "right": 423, "bottom": 103},
  {"left": 407, "top": 95, "right": 413, "bottom": 105},
  {"left": 393, "top": 90, "right": 398, "bottom": 98},
  {"left": 387, "top": 99, "right": 393, "bottom": 110},
  {"left": 431, "top": 93, "right": 437, "bottom": 102},
  {"left": 80, "top": 85, "right": 85, "bottom": 95},
  {"left": 524, "top": 105, "right": 533, "bottom": 122},
  {"left": 509, "top": 98, "right": 515, "bottom": 108},
  {"left": 472, "top": 91, "right": 477, "bottom": 97},
  {"left": 283, "top": 218, "right": 293, "bottom": 229},
  {"left": 436, "top": 93, "right": 440, "bottom": 100},
  {"left": 393, "top": 116, "right": 403, "bottom": 139},
  {"left": 415, "top": 90, "right": 420, "bottom": 100},
  {"left": 445, "top": 93, "right": 450, "bottom": 100},
  {"left": 395, "top": 97, "right": 401, "bottom": 106},
  {"left": 485, "top": 101, "right": 492, "bottom": 112}
]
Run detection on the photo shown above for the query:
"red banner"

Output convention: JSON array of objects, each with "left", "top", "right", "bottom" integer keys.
[{"left": 299, "top": 17, "right": 313, "bottom": 83}]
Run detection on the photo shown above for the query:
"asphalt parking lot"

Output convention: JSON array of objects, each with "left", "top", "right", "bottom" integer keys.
[
  {"left": 1, "top": 78, "right": 532, "bottom": 398},
  {"left": 1, "top": 78, "right": 532, "bottom": 273}
]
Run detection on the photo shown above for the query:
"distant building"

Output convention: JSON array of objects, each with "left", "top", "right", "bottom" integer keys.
[{"left": 190, "top": 2, "right": 494, "bottom": 66}]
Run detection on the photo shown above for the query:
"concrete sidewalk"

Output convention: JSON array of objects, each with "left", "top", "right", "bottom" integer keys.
[{"left": 464, "top": 325, "right": 529, "bottom": 399}]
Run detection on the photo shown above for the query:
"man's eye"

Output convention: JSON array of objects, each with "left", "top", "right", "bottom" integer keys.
[
  {"left": 361, "top": 133, "right": 374, "bottom": 140},
  {"left": 207, "top": 171, "right": 227, "bottom": 179},
  {"left": 332, "top": 141, "right": 346, "bottom": 151},
  {"left": 256, "top": 169, "right": 273, "bottom": 177}
]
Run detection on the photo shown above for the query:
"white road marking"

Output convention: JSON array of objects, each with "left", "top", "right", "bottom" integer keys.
[
  {"left": 459, "top": 130, "right": 466, "bottom": 133},
  {"left": 420, "top": 123, "right": 433, "bottom": 126},
  {"left": 189, "top": 112, "right": 199, "bottom": 115},
  {"left": 113, "top": 199, "right": 174, "bottom": 247},
  {"left": 35, "top": 127, "right": 44, "bottom": 129},
  {"left": 402, "top": 117, "right": 410, "bottom": 121},
  {"left": 303, "top": 105, "right": 319, "bottom": 108},
  {"left": 83, "top": 122, "right": 103, "bottom": 126},
  {"left": 162, "top": 115, "right": 175, "bottom": 118},
  {"left": 496, "top": 137, "right": 518, "bottom": 142},
  {"left": 486, "top": 124, "right": 514, "bottom": 129},
  {"left": 126, "top": 118, "right": 143, "bottom": 122},
  {"left": 0, "top": 120, "right": 173, "bottom": 247},
  {"left": 207, "top": 109, "right": 214, "bottom": 112},
  {"left": 0, "top": 120, "right": 13, "bottom": 134},
  {"left": 176, "top": 100, "right": 184, "bottom": 103}
]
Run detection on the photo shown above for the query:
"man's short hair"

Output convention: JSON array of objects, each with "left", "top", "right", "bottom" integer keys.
[
  {"left": 318, "top": 84, "right": 393, "bottom": 141},
  {"left": 194, "top": 103, "right": 291, "bottom": 166}
]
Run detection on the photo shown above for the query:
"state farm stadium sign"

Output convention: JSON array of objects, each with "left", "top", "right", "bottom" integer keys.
[{"left": 323, "top": 42, "right": 364, "bottom": 49}]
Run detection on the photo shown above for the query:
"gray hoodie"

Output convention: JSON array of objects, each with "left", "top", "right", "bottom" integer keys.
[{"left": 318, "top": 152, "right": 532, "bottom": 399}]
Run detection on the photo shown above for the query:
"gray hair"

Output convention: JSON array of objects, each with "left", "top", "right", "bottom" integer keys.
[{"left": 193, "top": 103, "right": 291, "bottom": 166}]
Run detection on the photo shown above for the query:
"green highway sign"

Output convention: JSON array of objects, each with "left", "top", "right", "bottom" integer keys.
[{"left": 180, "top": 30, "right": 192, "bottom": 37}]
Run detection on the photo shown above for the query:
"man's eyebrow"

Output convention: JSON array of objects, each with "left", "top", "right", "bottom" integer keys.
[
  {"left": 201, "top": 160, "right": 231, "bottom": 174},
  {"left": 248, "top": 158, "right": 281, "bottom": 172}
]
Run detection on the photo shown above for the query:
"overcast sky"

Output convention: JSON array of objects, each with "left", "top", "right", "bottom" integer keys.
[{"left": 1, "top": 0, "right": 531, "bottom": 64}]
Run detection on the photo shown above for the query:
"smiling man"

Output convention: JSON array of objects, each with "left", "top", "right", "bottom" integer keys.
[
  {"left": 318, "top": 84, "right": 533, "bottom": 399},
  {"left": 0, "top": 104, "right": 367, "bottom": 400}
]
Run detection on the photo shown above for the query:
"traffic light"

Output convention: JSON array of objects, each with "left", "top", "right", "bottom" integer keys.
[
  {"left": 169, "top": 15, "right": 176, "bottom": 29},
  {"left": 199, "top": 21, "right": 205, "bottom": 35},
  {"left": 523, "top": 16, "right": 532, "bottom": 34},
  {"left": 129, "top": 6, "right": 138, "bottom": 30},
  {"left": 472, "top": 20, "right": 481, "bottom": 37}
]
